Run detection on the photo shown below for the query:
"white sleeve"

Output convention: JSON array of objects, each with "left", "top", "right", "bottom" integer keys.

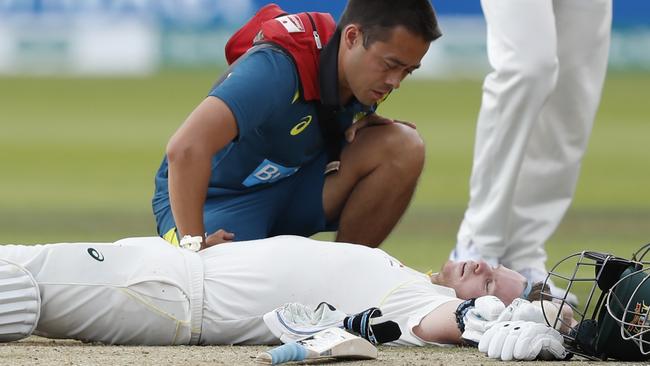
[{"left": 377, "top": 280, "right": 459, "bottom": 347}]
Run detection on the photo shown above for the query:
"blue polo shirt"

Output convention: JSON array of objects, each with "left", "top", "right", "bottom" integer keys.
[{"left": 152, "top": 46, "right": 371, "bottom": 215}]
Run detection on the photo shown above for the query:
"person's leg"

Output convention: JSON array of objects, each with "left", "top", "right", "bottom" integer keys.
[
  {"left": 202, "top": 190, "right": 282, "bottom": 242},
  {"left": 270, "top": 152, "right": 335, "bottom": 238},
  {"left": 501, "top": 0, "right": 612, "bottom": 274},
  {"left": 0, "top": 238, "right": 199, "bottom": 345},
  {"left": 322, "top": 123, "right": 425, "bottom": 247},
  {"left": 453, "top": 0, "right": 558, "bottom": 263}
]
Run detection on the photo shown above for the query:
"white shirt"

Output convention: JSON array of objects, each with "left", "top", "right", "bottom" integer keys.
[
  {"left": 0, "top": 236, "right": 458, "bottom": 346},
  {"left": 198, "top": 236, "right": 458, "bottom": 345}
]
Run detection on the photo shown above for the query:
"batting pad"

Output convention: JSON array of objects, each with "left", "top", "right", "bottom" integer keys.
[{"left": 0, "top": 259, "right": 41, "bottom": 342}]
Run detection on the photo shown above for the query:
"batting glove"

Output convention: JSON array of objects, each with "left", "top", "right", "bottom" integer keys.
[
  {"left": 459, "top": 295, "right": 505, "bottom": 344},
  {"left": 495, "top": 298, "right": 546, "bottom": 324},
  {"left": 478, "top": 320, "right": 567, "bottom": 361},
  {"left": 461, "top": 297, "right": 549, "bottom": 345}
]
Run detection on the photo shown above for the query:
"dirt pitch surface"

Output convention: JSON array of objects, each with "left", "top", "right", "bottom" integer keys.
[{"left": 0, "top": 336, "right": 629, "bottom": 366}]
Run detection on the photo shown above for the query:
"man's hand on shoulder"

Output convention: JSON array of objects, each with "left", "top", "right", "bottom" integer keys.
[{"left": 345, "top": 114, "right": 417, "bottom": 143}]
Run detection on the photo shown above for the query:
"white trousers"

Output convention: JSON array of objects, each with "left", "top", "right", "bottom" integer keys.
[
  {"left": 0, "top": 238, "right": 203, "bottom": 345},
  {"left": 457, "top": 0, "right": 611, "bottom": 272}
]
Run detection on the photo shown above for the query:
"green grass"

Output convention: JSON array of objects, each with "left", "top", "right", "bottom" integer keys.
[{"left": 1, "top": 70, "right": 649, "bottom": 289}]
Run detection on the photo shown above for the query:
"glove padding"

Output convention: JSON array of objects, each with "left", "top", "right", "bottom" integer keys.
[
  {"left": 462, "top": 297, "right": 546, "bottom": 344},
  {"left": 461, "top": 296, "right": 505, "bottom": 343},
  {"left": 496, "top": 298, "right": 546, "bottom": 323},
  {"left": 478, "top": 321, "right": 567, "bottom": 361},
  {"left": 263, "top": 302, "right": 347, "bottom": 343},
  {"left": 263, "top": 302, "right": 401, "bottom": 345}
]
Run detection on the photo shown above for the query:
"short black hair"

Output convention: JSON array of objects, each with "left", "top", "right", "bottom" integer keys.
[{"left": 338, "top": 0, "right": 442, "bottom": 47}]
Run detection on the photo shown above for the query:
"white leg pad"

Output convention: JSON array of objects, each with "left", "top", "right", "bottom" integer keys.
[{"left": 0, "top": 259, "right": 41, "bottom": 342}]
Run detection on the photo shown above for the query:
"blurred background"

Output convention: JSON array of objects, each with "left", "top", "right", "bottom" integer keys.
[{"left": 0, "top": 1, "right": 648, "bottom": 280}]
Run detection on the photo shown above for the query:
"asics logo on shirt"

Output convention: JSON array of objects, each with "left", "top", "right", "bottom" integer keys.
[
  {"left": 290, "top": 115, "right": 312, "bottom": 136},
  {"left": 87, "top": 248, "right": 104, "bottom": 262}
]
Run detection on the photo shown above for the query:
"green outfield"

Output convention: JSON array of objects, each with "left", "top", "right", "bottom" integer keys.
[{"left": 0, "top": 70, "right": 648, "bottom": 286}]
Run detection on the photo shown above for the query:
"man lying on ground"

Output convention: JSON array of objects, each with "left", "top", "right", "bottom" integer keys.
[{"left": 0, "top": 235, "right": 566, "bottom": 360}]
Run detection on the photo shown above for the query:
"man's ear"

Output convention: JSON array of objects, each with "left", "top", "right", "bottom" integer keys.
[{"left": 342, "top": 24, "right": 362, "bottom": 49}]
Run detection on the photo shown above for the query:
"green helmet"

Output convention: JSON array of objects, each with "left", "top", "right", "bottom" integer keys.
[
  {"left": 601, "top": 242, "right": 650, "bottom": 359},
  {"left": 541, "top": 250, "right": 647, "bottom": 361},
  {"left": 601, "top": 266, "right": 650, "bottom": 360}
]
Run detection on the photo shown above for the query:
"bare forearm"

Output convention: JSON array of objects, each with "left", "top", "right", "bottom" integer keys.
[
  {"left": 166, "top": 96, "right": 239, "bottom": 239},
  {"left": 167, "top": 150, "right": 212, "bottom": 238}
]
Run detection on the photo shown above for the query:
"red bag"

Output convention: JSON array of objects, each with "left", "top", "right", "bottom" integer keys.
[{"left": 224, "top": 3, "right": 336, "bottom": 101}]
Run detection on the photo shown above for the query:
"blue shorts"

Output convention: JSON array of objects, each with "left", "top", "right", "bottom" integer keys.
[{"left": 155, "top": 153, "right": 337, "bottom": 243}]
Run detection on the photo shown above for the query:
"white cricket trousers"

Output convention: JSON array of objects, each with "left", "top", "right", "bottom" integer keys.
[
  {"left": 457, "top": 0, "right": 611, "bottom": 272},
  {"left": 0, "top": 238, "right": 204, "bottom": 345}
]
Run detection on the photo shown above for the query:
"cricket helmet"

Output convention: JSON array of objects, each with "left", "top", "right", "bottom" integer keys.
[
  {"left": 601, "top": 242, "right": 650, "bottom": 358},
  {"left": 540, "top": 250, "right": 649, "bottom": 361}
]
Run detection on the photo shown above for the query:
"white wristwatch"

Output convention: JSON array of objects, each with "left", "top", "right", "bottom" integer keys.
[{"left": 179, "top": 235, "right": 203, "bottom": 252}]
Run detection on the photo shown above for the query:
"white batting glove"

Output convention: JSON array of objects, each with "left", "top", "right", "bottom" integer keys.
[
  {"left": 462, "top": 297, "right": 549, "bottom": 345},
  {"left": 478, "top": 321, "right": 567, "bottom": 361},
  {"left": 495, "top": 298, "right": 546, "bottom": 324},
  {"left": 263, "top": 302, "right": 347, "bottom": 343},
  {"left": 461, "top": 296, "right": 505, "bottom": 344}
]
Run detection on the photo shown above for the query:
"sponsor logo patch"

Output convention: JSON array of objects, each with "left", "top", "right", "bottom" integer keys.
[
  {"left": 290, "top": 115, "right": 312, "bottom": 136},
  {"left": 627, "top": 301, "right": 650, "bottom": 335},
  {"left": 243, "top": 159, "right": 299, "bottom": 187},
  {"left": 275, "top": 15, "right": 305, "bottom": 33}
]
